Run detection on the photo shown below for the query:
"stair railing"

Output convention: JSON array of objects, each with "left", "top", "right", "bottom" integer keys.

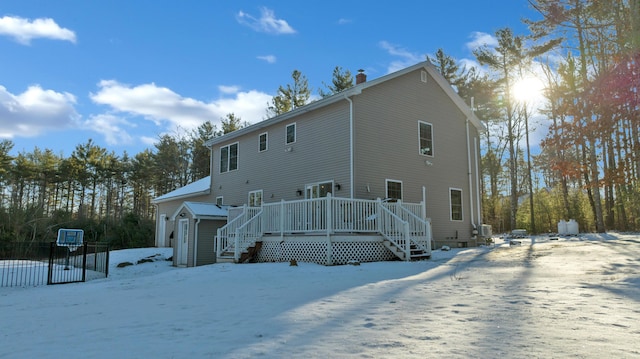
[
  {"left": 232, "top": 209, "right": 263, "bottom": 261},
  {"left": 216, "top": 206, "right": 260, "bottom": 257},
  {"left": 377, "top": 200, "right": 411, "bottom": 260},
  {"left": 392, "top": 205, "right": 432, "bottom": 254}
]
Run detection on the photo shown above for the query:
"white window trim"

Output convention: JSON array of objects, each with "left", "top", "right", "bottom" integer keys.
[
  {"left": 418, "top": 120, "right": 434, "bottom": 157},
  {"left": 216, "top": 196, "right": 224, "bottom": 206},
  {"left": 304, "top": 180, "right": 334, "bottom": 199},
  {"left": 449, "top": 187, "right": 463, "bottom": 221},
  {"left": 385, "top": 179, "right": 403, "bottom": 200},
  {"left": 286, "top": 123, "right": 296, "bottom": 144},
  {"left": 259, "top": 132, "right": 268, "bottom": 152},
  {"left": 219, "top": 142, "right": 239, "bottom": 174}
]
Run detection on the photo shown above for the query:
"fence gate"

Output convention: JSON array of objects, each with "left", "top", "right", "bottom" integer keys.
[{"left": 0, "top": 242, "right": 109, "bottom": 288}]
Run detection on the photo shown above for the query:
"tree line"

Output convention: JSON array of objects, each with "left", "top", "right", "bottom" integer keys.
[
  {"left": 435, "top": 0, "right": 640, "bottom": 233},
  {"left": 0, "top": 69, "right": 353, "bottom": 248},
  {"left": 2, "top": 0, "right": 639, "bottom": 248}
]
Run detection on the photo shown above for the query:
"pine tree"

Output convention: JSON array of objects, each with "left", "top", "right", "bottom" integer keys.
[
  {"left": 319, "top": 66, "right": 354, "bottom": 97},
  {"left": 267, "top": 70, "right": 311, "bottom": 117}
]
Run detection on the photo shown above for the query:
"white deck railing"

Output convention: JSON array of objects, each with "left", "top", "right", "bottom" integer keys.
[
  {"left": 215, "top": 194, "right": 431, "bottom": 261},
  {"left": 215, "top": 206, "right": 261, "bottom": 259}
]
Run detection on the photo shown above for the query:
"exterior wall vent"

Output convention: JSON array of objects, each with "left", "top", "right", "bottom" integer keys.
[{"left": 421, "top": 70, "right": 427, "bottom": 83}]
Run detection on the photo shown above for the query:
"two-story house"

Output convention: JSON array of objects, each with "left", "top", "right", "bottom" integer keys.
[{"left": 153, "top": 60, "right": 485, "bottom": 267}]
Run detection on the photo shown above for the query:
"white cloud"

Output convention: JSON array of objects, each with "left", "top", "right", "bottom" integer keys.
[
  {"left": 82, "top": 114, "right": 134, "bottom": 145},
  {"left": 257, "top": 55, "right": 277, "bottom": 64},
  {"left": 0, "top": 85, "right": 79, "bottom": 138},
  {"left": 236, "top": 7, "right": 296, "bottom": 34},
  {"left": 338, "top": 18, "right": 352, "bottom": 25},
  {"left": 140, "top": 136, "right": 158, "bottom": 147},
  {"left": 218, "top": 85, "right": 240, "bottom": 95},
  {"left": 466, "top": 31, "right": 498, "bottom": 51},
  {"left": 379, "top": 41, "right": 423, "bottom": 73},
  {"left": 90, "top": 80, "right": 272, "bottom": 133},
  {"left": 0, "top": 16, "right": 76, "bottom": 45}
]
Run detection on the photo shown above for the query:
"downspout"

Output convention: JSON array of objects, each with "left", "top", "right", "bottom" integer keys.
[
  {"left": 474, "top": 137, "right": 482, "bottom": 225},
  {"left": 152, "top": 203, "right": 159, "bottom": 247},
  {"left": 344, "top": 95, "right": 355, "bottom": 199},
  {"left": 466, "top": 117, "right": 477, "bottom": 232},
  {"left": 193, "top": 218, "right": 201, "bottom": 267}
]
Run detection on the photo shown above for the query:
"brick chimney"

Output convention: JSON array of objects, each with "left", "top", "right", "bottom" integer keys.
[{"left": 356, "top": 69, "right": 367, "bottom": 84}]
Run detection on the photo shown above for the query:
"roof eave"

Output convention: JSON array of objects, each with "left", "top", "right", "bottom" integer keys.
[{"left": 151, "top": 189, "right": 211, "bottom": 204}]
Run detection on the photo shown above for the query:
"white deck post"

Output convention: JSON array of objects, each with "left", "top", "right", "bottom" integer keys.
[
  {"left": 326, "top": 193, "right": 333, "bottom": 234},
  {"left": 403, "top": 222, "right": 411, "bottom": 261},
  {"left": 280, "top": 199, "right": 285, "bottom": 240},
  {"left": 234, "top": 228, "right": 240, "bottom": 262},
  {"left": 326, "top": 194, "right": 333, "bottom": 265},
  {"left": 376, "top": 198, "right": 382, "bottom": 233}
]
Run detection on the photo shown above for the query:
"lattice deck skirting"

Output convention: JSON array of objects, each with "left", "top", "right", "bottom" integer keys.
[{"left": 255, "top": 234, "right": 398, "bottom": 265}]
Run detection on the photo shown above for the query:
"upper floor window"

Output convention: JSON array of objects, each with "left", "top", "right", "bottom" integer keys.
[
  {"left": 450, "top": 188, "right": 463, "bottom": 221},
  {"left": 386, "top": 179, "right": 403, "bottom": 201},
  {"left": 220, "top": 142, "right": 238, "bottom": 173},
  {"left": 248, "top": 190, "right": 263, "bottom": 207},
  {"left": 419, "top": 121, "right": 433, "bottom": 156},
  {"left": 286, "top": 123, "right": 296, "bottom": 144},
  {"left": 259, "top": 132, "right": 268, "bottom": 152},
  {"left": 216, "top": 196, "right": 224, "bottom": 206}
]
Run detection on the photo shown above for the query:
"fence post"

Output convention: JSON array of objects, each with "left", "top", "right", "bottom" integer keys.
[
  {"left": 47, "top": 242, "right": 54, "bottom": 285},
  {"left": 81, "top": 242, "right": 88, "bottom": 282}
]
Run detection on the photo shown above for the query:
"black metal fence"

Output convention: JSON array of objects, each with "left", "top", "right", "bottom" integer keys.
[{"left": 0, "top": 242, "right": 109, "bottom": 287}]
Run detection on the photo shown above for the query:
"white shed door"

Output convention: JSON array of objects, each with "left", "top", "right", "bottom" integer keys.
[{"left": 177, "top": 219, "right": 189, "bottom": 266}]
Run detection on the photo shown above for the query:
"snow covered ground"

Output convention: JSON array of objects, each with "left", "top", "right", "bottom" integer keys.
[{"left": 1, "top": 232, "right": 639, "bottom": 358}]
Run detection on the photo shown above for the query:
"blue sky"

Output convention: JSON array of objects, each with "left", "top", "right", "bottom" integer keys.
[{"left": 1, "top": 1, "right": 538, "bottom": 157}]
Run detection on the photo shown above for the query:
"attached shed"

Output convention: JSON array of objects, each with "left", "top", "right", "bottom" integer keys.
[
  {"left": 152, "top": 176, "right": 213, "bottom": 248},
  {"left": 170, "top": 201, "right": 228, "bottom": 267}
]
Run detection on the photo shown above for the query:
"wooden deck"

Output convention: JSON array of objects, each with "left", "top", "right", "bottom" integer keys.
[{"left": 215, "top": 195, "right": 432, "bottom": 265}]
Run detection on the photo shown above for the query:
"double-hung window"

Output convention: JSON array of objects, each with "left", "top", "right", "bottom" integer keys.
[
  {"left": 419, "top": 121, "right": 433, "bottom": 156},
  {"left": 286, "top": 123, "right": 296, "bottom": 144},
  {"left": 259, "top": 133, "right": 268, "bottom": 152},
  {"left": 386, "top": 179, "right": 403, "bottom": 201},
  {"left": 219, "top": 142, "right": 238, "bottom": 173},
  {"left": 450, "top": 188, "right": 463, "bottom": 221}
]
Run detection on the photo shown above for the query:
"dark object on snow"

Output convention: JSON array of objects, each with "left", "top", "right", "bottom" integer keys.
[
  {"left": 289, "top": 259, "right": 298, "bottom": 266},
  {"left": 117, "top": 261, "right": 134, "bottom": 268},
  {"left": 509, "top": 240, "right": 522, "bottom": 246}
]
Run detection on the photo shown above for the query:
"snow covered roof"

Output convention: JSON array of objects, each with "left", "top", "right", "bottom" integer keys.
[
  {"left": 171, "top": 201, "right": 228, "bottom": 220},
  {"left": 152, "top": 176, "right": 211, "bottom": 203}
]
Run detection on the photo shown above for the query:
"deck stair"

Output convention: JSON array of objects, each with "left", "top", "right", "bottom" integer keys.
[{"left": 382, "top": 239, "right": 431, "bottom": 261}]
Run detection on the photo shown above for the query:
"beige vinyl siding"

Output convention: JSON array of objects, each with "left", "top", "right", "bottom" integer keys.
[
  {"left": 352, "top": 68, "right": 477, "bottom": 242},
  {"left": 212, "top": 101, "right": 351, "bottom": 206}
]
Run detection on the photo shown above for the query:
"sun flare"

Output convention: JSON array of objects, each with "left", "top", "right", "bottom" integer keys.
[{"left": 512, "top": 76, "right": 545, "bottom": 104}]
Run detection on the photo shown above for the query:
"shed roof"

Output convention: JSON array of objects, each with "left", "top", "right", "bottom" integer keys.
[
  {"left": 152, "top": 176, "right": 211, "bottom": 203},
  {"left": 171, "top": 201, "right": 229, "bottom": 220}
]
